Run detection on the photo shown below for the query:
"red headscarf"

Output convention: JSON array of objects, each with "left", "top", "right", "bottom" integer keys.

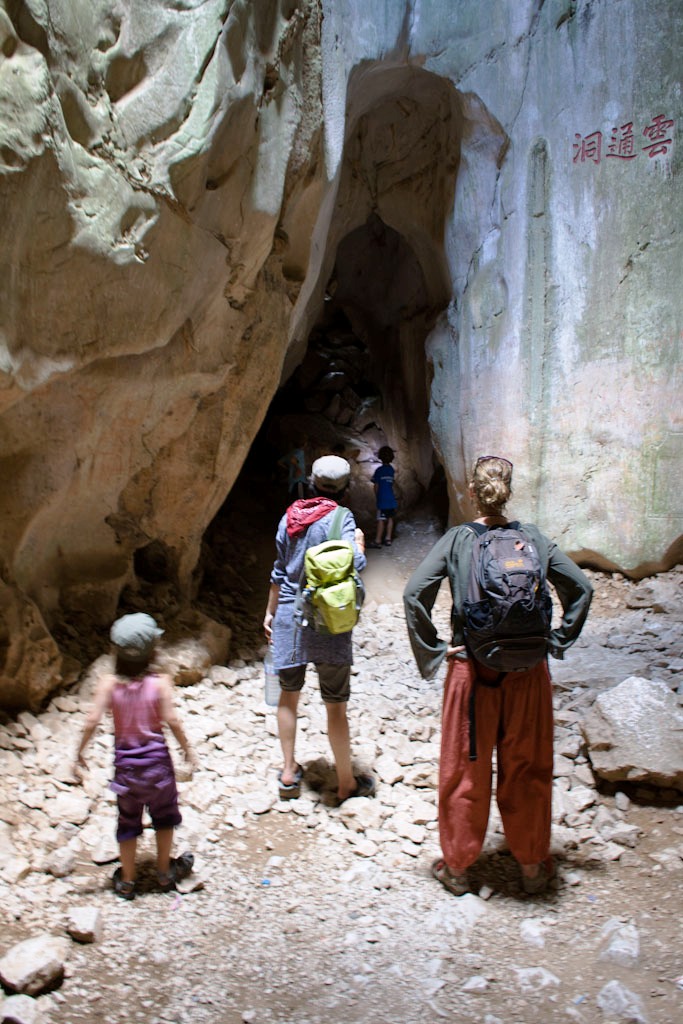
[{"left": 286, "top": 497, "right": 338, "bottom": 538}]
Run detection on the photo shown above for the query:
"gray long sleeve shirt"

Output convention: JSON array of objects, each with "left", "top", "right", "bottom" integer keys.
[{"left": 403, "top": 522, "right": 593, "bottom": 680}]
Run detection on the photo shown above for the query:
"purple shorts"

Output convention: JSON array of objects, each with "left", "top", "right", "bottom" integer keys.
[{"left": 110, "top": 744, "right": 181, "bottom": 842}]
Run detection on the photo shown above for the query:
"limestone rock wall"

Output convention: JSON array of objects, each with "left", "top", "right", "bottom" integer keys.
[
  {"left": 304, "top": 0, "right": 681, "bottom": 570},
  {"left": 0, "top": 0, "right": 680, "bottom": 708},
  {"left": 0, "top": 0, "right": 323, "bottom": 706}
]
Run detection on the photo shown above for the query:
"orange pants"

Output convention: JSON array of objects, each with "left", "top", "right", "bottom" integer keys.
[{"left": 439, "top": 657, "right": 553, "bottom": 871}]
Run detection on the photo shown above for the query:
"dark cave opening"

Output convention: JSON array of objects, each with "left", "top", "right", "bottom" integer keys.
[
  {"left": 196, "top": 215, "right": 450, "bottom": 638},
  {"left": 197, "top": 59, "right": 467, "bottom": 636}
]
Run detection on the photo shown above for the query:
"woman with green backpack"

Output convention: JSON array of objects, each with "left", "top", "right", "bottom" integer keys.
[
  {"left": 263, "top": 455, "right": 374, "bottom": 805},
  {"left": 404, "top": 455, "right": 593, "bottom": 896}
]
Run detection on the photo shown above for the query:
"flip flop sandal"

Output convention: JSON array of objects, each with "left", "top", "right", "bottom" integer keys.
[
  {"left": 159, "top": 851, "right": 195, "bottom": 892},
  {"left": 112, "top": 867, "right": 136, "bottom": 901},
  {"left": 277, "top": 765, "right": 303, "bottom": 800},
  {"left": 431, "top": 858, "right": 469, "bottom": 897},
  {"left": 336, "top": 773, "right": 376, "bottom": 805}
]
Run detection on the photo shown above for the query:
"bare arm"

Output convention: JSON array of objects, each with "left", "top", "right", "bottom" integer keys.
[
  {"left": 263, "top": 581, "right": 280, "bottom": 640},
  {"left": 157, "top": 675, "right": 197, "bottom": 768},
  {"left": 74, "top": 675, "right": 115, "bottom": 779}
]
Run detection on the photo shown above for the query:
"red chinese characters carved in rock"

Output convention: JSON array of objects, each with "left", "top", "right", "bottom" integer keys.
[
  {"left": 573, "top": 115, "right": 675, "bottom": 165},
  {"left": 606, "top": 122, "right": 637, "bottom": 160},
  {"left": 573, "top": 130, "right": 602, "bottom": 164},
  {"left": 642, "top": 114, "right": 674, "bottom": 157}
]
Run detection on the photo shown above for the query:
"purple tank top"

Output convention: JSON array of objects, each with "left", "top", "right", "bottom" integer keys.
[{"left": 111, "top": 674, "right": 164, "bottom": 750}]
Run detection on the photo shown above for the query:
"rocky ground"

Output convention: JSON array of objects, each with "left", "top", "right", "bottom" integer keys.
[{"left": 1, "top": 507, "right": 682, "bottom": 1024}]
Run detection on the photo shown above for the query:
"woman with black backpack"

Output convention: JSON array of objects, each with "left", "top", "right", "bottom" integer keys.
[{"left": 403, "top": 456, "right": 593, "bottom": 896}]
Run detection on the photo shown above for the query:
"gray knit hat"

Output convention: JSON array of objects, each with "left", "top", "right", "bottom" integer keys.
[
  {"left": 110, "top": 613, "right": 163, "bottom": 661},
  {"left": 311, "top": 455, "right": 350, "bottom": 493}
]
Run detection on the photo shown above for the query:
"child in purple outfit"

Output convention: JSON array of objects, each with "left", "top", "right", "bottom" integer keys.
[{"left": 74, "top": 613, "right": 197, "bottom": 899}]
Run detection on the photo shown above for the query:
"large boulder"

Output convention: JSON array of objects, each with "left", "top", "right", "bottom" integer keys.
[{"left": 581, "top": 676, "right": 683, "bottom": 790}]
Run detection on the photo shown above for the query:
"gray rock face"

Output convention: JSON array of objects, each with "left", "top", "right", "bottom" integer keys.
[
  {"left": 0, "top": 1, "right": 680, "bottom": 707},
  {"left": 581, "top": 676, "right": 683, "bottom": 790}
]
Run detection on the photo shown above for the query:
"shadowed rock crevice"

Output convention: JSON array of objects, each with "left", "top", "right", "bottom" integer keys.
[{"left": 4, "top": 0, "right": 49, "bottom": 60}]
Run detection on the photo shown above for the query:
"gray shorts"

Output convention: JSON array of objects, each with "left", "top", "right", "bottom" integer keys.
[{"left": 279, "top": 663, "right": 351, "bottom": 704}]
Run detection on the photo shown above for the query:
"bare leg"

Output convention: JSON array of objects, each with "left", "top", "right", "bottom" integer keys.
[
  {"left": 385, "top": 516, "right": 394, "bottom": 542},
  {"left": 326, "top": 701, "right": 355, "bottom": 799},
  {"left": 155, "top": 828, "right": 174, "bottom": 876},
  {"left": 119, "top": 838, "right": 137, "bottom": 883},
  {"left": 277, "top": 689, "right": 301, "bottom": 786},
  {"left": 374, "top": 519, "right": 384, "bottom": 544}
]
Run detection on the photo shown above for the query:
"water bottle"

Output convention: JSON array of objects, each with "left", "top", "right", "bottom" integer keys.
[{"left": 264, "top": 648, "right": 280, "bottom": 707}]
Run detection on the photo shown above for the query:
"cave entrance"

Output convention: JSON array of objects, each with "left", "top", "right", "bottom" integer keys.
[{"left": 198, "top": 66, "right": 463, "bottom": 639}]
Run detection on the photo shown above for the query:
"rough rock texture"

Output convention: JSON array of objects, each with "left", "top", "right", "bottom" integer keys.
[
  {"left": 0, "top": 934, "right": 68, "bottom": 996},
  {"left": 0, "top": 1, "right": 680, "bottom": 707},
  {"left": 581, "top": 676, "right": 683, "bottom": 790},
  {"left": 0, "top": 0, "right": 323, "bottom": 707},
  {"left": 0, "top": 993, "right": 45, "bottom": 1024}
]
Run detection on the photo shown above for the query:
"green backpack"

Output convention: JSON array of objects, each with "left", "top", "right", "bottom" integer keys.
[{"left": 295, "top": 507, "right": 365, "bottom": 635}]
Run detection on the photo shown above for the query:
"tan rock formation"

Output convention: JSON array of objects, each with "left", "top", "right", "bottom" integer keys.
[{"left": 1, "top": 1, "right": 323, "bottom": 706}]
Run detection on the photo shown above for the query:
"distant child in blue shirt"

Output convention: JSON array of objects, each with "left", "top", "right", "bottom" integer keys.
[
  {"left": 369, "top": 446, "right": 397, "bottom": 548},
  {"left": 278, "top": 435, "right": 308, "bottom": 501}
]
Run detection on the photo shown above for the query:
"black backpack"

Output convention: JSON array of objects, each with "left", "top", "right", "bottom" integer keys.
[{"left": 463, "top": 523, "right": 552, "bottom": 672}]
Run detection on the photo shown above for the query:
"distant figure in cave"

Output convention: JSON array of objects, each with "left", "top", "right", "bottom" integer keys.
[
  {"left": 368, "top": 445, "right": 398, "bottom": 549},
  {"left": 278, "top": 434, "right": 308, "bottom": 501}
]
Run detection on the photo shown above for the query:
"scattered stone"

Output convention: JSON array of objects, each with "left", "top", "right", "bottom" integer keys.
[
  {"left": 596, "top": 979, "right": 647, "bottom": 1022},
  {"left": 0, "top": 824, "right": 31, "bottom": 885},
  {"left": 90, "top": 838, "right": 119, "bottom": 865},
  {"left": 599, "top": 918, "right": 640, "bottom": 966},
  {"left": 462, "top": 975, "right": 489, "bottom": 992},
  {"left": 520, "top": 918, "right": 546, "bottom": 947},
  {"left": 514, "top": 966, "right": 561, "bottom": 991},
  {"left": 45, "top": 848, "right": 76, "bottom": 878},
  {"left": 600, "top": 822, "right": 641, "bottom": 848},
  {"left": 0, "top": 560, "right": 680, "bottom": 1022},
  {"left": 45, "top": 794, "right": 91, "bottom": 828},
  {"left": 0, "top": 993, "right": 45, "bottom": 1024},
  {"left": 0, "top": 934, "right": 69, "bottom": 996},
  {"left": 66, "top": 907, "right": 103, "bottom": 944}
]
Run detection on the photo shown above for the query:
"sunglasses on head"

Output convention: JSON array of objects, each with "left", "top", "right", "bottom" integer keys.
[{"left": 475, "top": 456, "right": 513, "bottom": 471}]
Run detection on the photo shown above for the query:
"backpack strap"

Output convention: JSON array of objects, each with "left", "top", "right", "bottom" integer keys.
[
  {"left": 327, "top": 505, "right": 347, "bottom": 541},
  {"left": 464, "top": 521, "right": 489, "bottom": 536},
  {"left": 467, "top": 667, "right": 507, "bottom": 762}
]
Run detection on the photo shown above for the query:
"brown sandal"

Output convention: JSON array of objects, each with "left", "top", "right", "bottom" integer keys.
[
  {"left": 521, "top": 857, "right": 555, "bottom": 895},
  {"left": 431, "top": 858, "right": 469, "bottom": 896}
]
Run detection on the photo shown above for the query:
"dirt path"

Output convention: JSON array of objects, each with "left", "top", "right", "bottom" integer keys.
[{"left": 1, "top": 506, "right": 682, "bottom": 1024}]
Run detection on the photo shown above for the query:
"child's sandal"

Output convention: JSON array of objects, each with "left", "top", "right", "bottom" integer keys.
[
  {"left": 112, "top": 867, "right": 136, "bottom": 901},
  {"left": 158, "top": 851, "right": 195, "bottom": 892}
]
